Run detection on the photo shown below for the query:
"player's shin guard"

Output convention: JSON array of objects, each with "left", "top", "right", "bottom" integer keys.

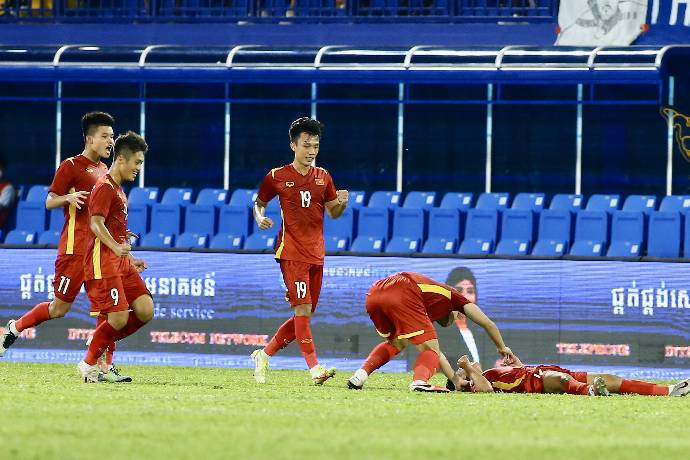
[
  {"left": 564, "top": 378, "right": 590, "bottom": 395},
  {"left": 294, "top": 316, "right": 318, "bottom": 368},
  {"left": 620, "top": 379, "right": 669, "bottom": 396},
  {"left": 85, "top": 322, "right": 119, "bottom": 366},
  {"left": 362, "top": 342, "right": 400, "bottom": 375},
  {"left": 412, "top": 349, "right": 440, "bottom": 383},
  {"left": 264, "top": 317, "right": 296, "bottom": 356},
  {"left": 15, "top": 302, "right": 51, "bottom": 332}
]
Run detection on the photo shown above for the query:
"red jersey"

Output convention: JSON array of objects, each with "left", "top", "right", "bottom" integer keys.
[
  {"left": 49, "top": 155, "right": 108, "bottom": 256},
  {"left": 399, "top": 272, "right": 470, "bottom": 321},
  {"left": 84, "top": 174, "right": 132, "bottom": 280},
  {"left": 257, "top": 164, "right": 337, "bottom": 265},
  {"left": 481, "top": 366, "right": 530, "bottom": 393}
]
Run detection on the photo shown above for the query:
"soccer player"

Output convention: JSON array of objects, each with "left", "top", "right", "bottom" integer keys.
[
  {"left": 346, "top": 271, "right": 518, "bottom": 392},
  {"left": 0, "top": 112, "right": 136, "bottom": 382},
  {"left": 76, "top": 131, "right": 153, "bottom": 383},
  {"left": 250, "top": 117, "right": 349, "bottom": 385},
  {"left": 448, "top": 355, "right": 690, "bottom": 397}
]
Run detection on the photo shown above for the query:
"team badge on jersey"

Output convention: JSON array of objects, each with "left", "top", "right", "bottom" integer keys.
[
  {"left": 315, "top": 178, "right": 325, "bottom": 186},
  {"left": 286, "top": 181, "right": 295, "bottom": 187}
]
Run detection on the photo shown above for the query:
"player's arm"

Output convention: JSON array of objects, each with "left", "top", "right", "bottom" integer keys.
[
  {"left": 462, "top": 303, "right": 517, "bottom": 365},
  {"left": 458, "top": 355, "right": 493, "bottom": 393},
  {"left": 46, "top": 191, "right": 90, "bottom": 210},
  {"left": 253, "top": 198, "right": 274, "bottom": 230},
  {"left": 89, "top": 215, "right": 130, "bottom": 257},
  {"left": 325, "top": 190, "right": 349, "bottom": 218},
  {"left": 438, "top": 351, "right": 455, "bottom": 380}
]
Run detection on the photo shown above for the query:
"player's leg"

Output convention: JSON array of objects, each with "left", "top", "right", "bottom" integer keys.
[
  {"left": 409, "top": 336, "right": 449, "bottom": 393},
  {"left": 542, "top": 371, "right": 608, "bottom": 396},
  {"left": 303, "top": 264, "right": 336, "bottom": 385},
  {"left": 589, "top": 373, "right": 687, "bottom": 396}
]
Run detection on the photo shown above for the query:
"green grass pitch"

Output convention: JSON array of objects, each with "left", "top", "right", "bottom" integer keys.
[{"left": 0, "top": 362, "right": 688, "bottom": 460}]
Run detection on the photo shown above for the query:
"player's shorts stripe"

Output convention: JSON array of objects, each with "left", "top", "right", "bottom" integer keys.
[
  {"left": 93, "top": 237, "right": 102, "bottom": 280},
  {"left": 375, "top": 328, "right": 391, "bottom": 338},
  {"left": 66, "top": 187, "right": 77, "bottom": 254},
  {"left": 275, "top": 208, "right": 286, "bottom": 259},
  {"left": 89, "top": 312, "right": 99, "bottom": 317},
  {"left": 491, "top": 376, "right": 525, "bottom": 391},
  {"left": 397, "top": 329, "right": 424, "bottom": 340},
  {"left": 417, "top": 284, "right": 451, "bottom": 299}
]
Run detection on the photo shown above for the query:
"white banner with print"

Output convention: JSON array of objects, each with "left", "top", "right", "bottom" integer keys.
[{"left": 556, "top": 0, "right": 649, "bottom": 46}]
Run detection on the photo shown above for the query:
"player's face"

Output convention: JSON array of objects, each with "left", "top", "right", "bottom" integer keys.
[
  {"left": 454, "top": 279, "right": 477, "bottom": 304},
  {"left": 87, "top": 125, "right": 115, "bottom": 159},
  {"left": 119, "top": 151, "right": 145, "bottom": 183},
  {"left": 596, "top": 0, "right": 619, "bottom": 21},
  {"left": 290, "top": 132, "right": 320, "bottom": 168}
]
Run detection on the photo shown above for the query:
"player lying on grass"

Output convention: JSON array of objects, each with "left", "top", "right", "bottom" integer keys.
[
  {"left": 447, "top": 355, "right": 690, "bottom": 397},
  {"left": 347, "top": 271, "right": 518, "bottom": 392}
]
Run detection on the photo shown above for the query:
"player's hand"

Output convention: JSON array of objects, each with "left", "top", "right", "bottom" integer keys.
[
  {"left": 132, "top": 258, "right": 148, "bottom": 273},
  {"left": 114, "top": 241, "right": 131, "bottom": 257},
  {"left": 336, "top": 190, "right": 349, "bottom": 205},
  {"left": 257, "top": 216, "right": 273, "bottom": 230},
  {"left": 126, "top": 229, "right": 139, "bottom": 242},
  {"left": 65, "top": 190, "right": 89, "bottom": 209},
  {"left": 497, "top": 346, "right": 517, "bottom": 365},
  {"left": 457, "top": 355, "right": 471, "bottom": 369}
]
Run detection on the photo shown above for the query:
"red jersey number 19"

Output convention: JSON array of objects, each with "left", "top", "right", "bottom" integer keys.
[{"left": 300, "top": 190, "right": 311, "bottom": 208}]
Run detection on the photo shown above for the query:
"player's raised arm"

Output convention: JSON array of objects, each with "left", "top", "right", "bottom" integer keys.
[
  {"left": 462, "top": 302, "right": 518, "bottom": 365},
  {"left": 46, "top": 190, "right": 91, "bottom": 210},
  {"left": 325, "top": 189, "right": 349, "bottom": 218},
  {"left": 458, "top": 355, "right": 493, "bottom": 393},
  {"left": 253, "top": 198, "right": 274, "bottom": 230}
]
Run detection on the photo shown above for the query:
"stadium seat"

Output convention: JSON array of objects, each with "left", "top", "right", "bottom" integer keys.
[
  {"left": 229, "top": 188, "right": 257, "bottom": 207},
  {"left": 38, "top": 230, "right": 60, "bottom": 245},
  {"left": 531, "top": 209, "right": 571, "bottom": 256},
  {"left": 495, "top": 209, "right": 533, "bottom": 256},
  {"left": 4, "top": 230, "right": 37, "bottom": 245},
  {"left": 175, "top": 232, "right": 209, "bottom": 249},
  {"left": 457, "top": 209, "right": 498, "bottom": 255},
  {"left": 403, "top": 191, "right": 436, "bottom": 209},
  {"left": 218, "top": 205, "right": 252, "bottom": 238},
  {"left": 325, "top": 235, "right": 350, "bottom": 251},
  {"left": 439, "top": 192, "right": 474, "bottom": 211},
  {"left": 150, "top": 204, "right": 183, "bottom": 235},
  {"left": 422, "top": 208, "right": 461, "bottom": 254},
  {"left": 184, "top": 204, "right": 216, "bottom": 236},
  {"left": 367, "top": 191, "right": 401, "bottom": 209},
  {"left": 141, "top": 232, "right": 174, "bottom": 248},
  {"left": 647, "top": 211, "right": 681, "bottom": 258},
  {"left": 161, "top": 187, "right": 193, "bottom": 206},
  {"left": 549, "top": 194, "right": 584, "bottom": 213},
  {"left": 210, "top": 233, "right": 244, "bottom": 250},
  {"left": 569, "top": 211, "right": 608, "bottom": 256},
  {"left": 685, "top": 212, "right": 690, "bottom": 257},
  {"left": 244, "top": 233, "right": 276, "bottom": 250},
  {"left": 324, "top": 207, "right": 354, "bottom": 242},
  {"left": 475, "top": 192, "right": 510, "bottom": 211},
  {"left": 129, "top": 186, "right": 160, "bottom": 206},
  {"left": 586, "top": 194, "right": 620, "bottom": 213},
  {"left": 659, "top": 195, "right": 690, "bottom": 213},
  {"left": 48, "top": 207, "right": 63, "bottom": 231},
  {"left": 351, "top": 207, "right": 389, "bottom": 250},
  {"left": 25, "top": 185, "right": 49, "bottom": 203},
  {"left": 511, "top": 193, "right": 545, "bottom": 212},
  {"left": 15, "top": 201, "right": 48, "bottom": 233},
  {"left": 350, "top": 236, "right": 385, "bottom": 253},
  {"left": 386, "top": 208, "right": 425, "bottom": 253},
  {"left": 622, "top": 195, "right": 657, "bottom": 216},
  {"left": 196, "top": 188, "right": 229, "bottom": 207},
  {"left": 606, "top": 211, "right": 644, "bottom": 257},
  {"left": 348, "top": 191, "right": 367, "bottom": 209},
  {"left": 127, "top": 203, "right": 149, "bottom": 242}
]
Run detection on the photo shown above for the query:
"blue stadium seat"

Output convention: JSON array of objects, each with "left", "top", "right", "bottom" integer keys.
[
  {"left": 511, "top": 193, "right": 545, "bottom": 212},
  {"left": 475, "top": 192, "right": 510, "bottom": 211},
  {"left": 351, "top": 207, "right": 389, "bottom": 251},
  {"left": 495, "top": 210, "right": 533, "bottom": 256},
  {"left": 647, "top": 211, "right": 681, "bottom": 258},
  {"left": 659, "top": 195, "right": 690, "bottom": 213},
  {"left": 350, "top": 236, "right": 385, "bottom": 253},
  {"left": 403, "top": 191, "right": 436, "bottom": 209},
  {"left": 49, "top": 207, "right": 63, "bottom": 231},
  {"left": 368, "top": 191, "right": 401, "bottom": 209},
  {"left": 549, "top": 194, "right": 584, "bottom": 213},
  {"left": 607, "top": 211, "right": 644, "bottom": 257},
  {"left": 229, "top": 188, "right": 257, "bottom": 207},
  {"left": 218, "top": 205, "right": 252, "bottom": 238},
  {"left": 325, "top": 235, "right": 350, "bottom": 251},
  {"left": 586, "top": 194, "right": 620, "bottom": 213},
  {"left": 150, "top": 204, "right": 183, "bottom": 235},
  {"left": 251, "top": 207, "right": 282, "bottom": 235},
  {"left": 161, "top": 187, "right": 193, "bottom": 207},
  {"left": 127, "top": 203, "right": 149, "bottom": 242},
  {"left": 386, "top": 208, "right": 425, "bottom": 253},
  {"left": 531, "top": 209, "right": 571, "bottom": 256},
  {"left": 4, "top": 230, "right": 37, "bottom": 245},
  {"left": 244, "top": 233, "right": 276, "bottom": 250},
  {"left": 622, "top": 195, "right": 657, "bottom": 216},
  {"left": 128, "top": 186, "right": 160, "bottom": 206},
  {"left": 25, "top": 185, "right": 49, "bottom": 203},
  {"left": 175, "top": 232, "right": 209, "bottom": 249},
  {"left": 15, "top": 201, "right": 48, "bottom": 233},
  {"left": 196, "top": 188, "right": 229, "bottom": 207},
  {"left": 38, "top": 230, "right": 60, "bottom": 245},
  {"left": 569, "top": 211, "right": 608, "bottom": 256},
  {"left": 184, "top": 204, "right": 216, "bottom": 236},
  {"left": 422, "top": 208, "right": 461, "bottom": 254},
  {"left": 324, "top": 207, "right": 354, "bottom": 241},
  {"left": 348, "top": 191, "right": 367, "bottom": 209},
  {"left": 457, "top": 209, "right": 498, "bottom": 255},
  {"left": 439, "top": 192, "right": 474, "bottom": 212},
  {"left": 210, "top": 233, "right": 244, "bottom": 250},
  {"left": 141, "top": 232, "right": 174, "bottom": 248},
  {"left": 685, "top": 212, "right": 690, "bottom": 257}
]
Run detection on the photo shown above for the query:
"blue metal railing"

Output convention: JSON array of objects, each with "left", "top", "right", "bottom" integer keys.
[{"left": 0, "top": 0, "right": 556, "bottom": 22}]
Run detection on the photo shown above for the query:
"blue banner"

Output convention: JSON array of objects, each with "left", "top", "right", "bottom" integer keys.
[{"left": 639, "top": 0, "right": 690, "bottom": 44}]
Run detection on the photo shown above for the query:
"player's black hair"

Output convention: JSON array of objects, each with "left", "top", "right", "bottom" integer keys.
[
  {"left": 289, "top": 117, "right": 324, "bottom": 143},
  {"left": 113, "top": 131, "right": 148, "bottom": 160},
  {"left": 446, "top": 266, "right": 478, "bottom": 299},
  {"left": 81, "top": 112, "right": 115, "bottom": 140}
]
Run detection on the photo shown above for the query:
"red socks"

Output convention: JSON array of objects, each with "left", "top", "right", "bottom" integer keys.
[
  {"left": 115, "top": 314, "right": 147, "bottom": 341},
  {"left": 85, "top": 321, "right": 119, "bottom": 365},
  {"left": 412, "top": 349, "right": 439, "bottom": 382},
  {"left": 564, "top": 378, "right": 591, "bottom": 395},
  {"left": 362, "top": 342, "right": 400, "bottom": 374},
  {"left": 264, "top": 317, "right": 296, "bottom": 356},
  {"left": 15, "top": 302, "right": 51, "bottom": 332},
  {"left": 620, "top": 379, "right": 669, "bottom": 396},
  {"left": 294, "top": 316, "right": 318, "bottom": 368}
]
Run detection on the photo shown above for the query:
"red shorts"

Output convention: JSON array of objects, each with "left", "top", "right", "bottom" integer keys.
[
  {"left": 365, "top": 274, "right": 436, "bottom": 345},
  {"left": 52, "top": 254, "right": 86, "bottom": 303},
  {"left": 279, "top": 260, "right": 323, "bottom": 309},
  {"left": 86, "top": 264, "right": 151, "bottom": 316},
  {"left": 527, "top": 365, "right": 589, "bottom": 393}
]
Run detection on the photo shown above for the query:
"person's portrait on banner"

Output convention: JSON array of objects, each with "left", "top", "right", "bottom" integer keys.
[{"left": 556, "top": 0, "right": 648, "bottom": 46}]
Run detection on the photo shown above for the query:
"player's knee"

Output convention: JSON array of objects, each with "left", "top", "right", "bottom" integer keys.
[
  {"left": 132, "top": 295, "right": 154, "bottom": 322},
  {"left": 294, "top": 304, "right": 312, "bottom": 317},
  {"left": 49, "top": 299, "right": 71, "bottom": 318},
  {"left": 108, "top": 314, "right": 128, "bottom": 330}
]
